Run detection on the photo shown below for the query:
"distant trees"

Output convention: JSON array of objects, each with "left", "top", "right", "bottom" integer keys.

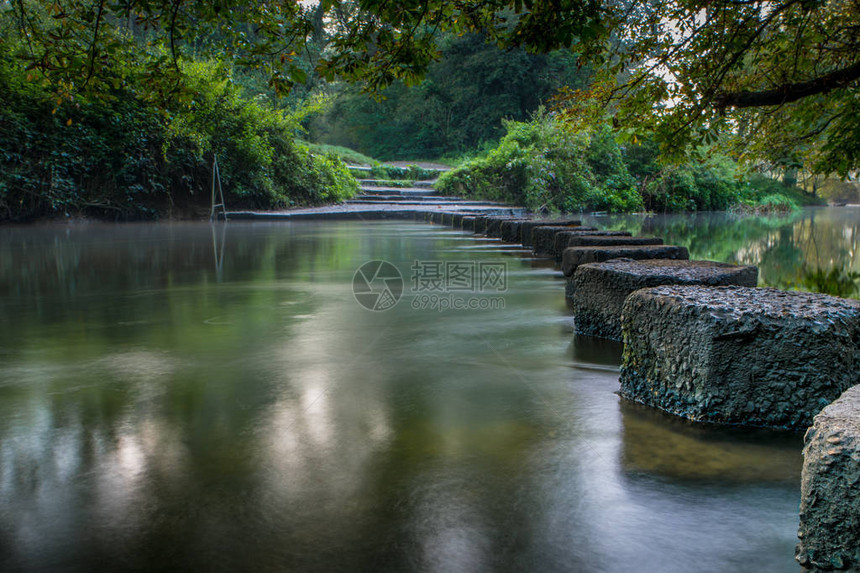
[{"left": 310, "top": 32, "right": 589, "bottom": 159}]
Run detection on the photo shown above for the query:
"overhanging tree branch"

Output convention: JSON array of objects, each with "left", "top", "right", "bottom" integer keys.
[{"left": 715, "top": 60, "right": 860, "bottom": 108}]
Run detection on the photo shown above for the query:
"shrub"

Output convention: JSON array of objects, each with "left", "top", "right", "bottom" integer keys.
[
  {"left": 0, "top": 57, "right": 357, "bottom": 221},
  {"left": 436, "top": 113, "right": 643, "bottom": 213}
]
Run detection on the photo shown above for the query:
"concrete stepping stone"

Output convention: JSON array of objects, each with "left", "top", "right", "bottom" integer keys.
[
  {"left": 796, "top": 384, "right": 860, "bottom": 571},
  {"left": 570, "top": 259, "right": 759, "bottom": 340},
  {"left": 552, "top": 231, "right": 633, "bottom": 261},
  {"left": 484, "top": 217, "right": 529, "bottom": 240},
  {"left": 561, "top": 245, "right": 690, "bottom": 276},
  {"left": 619, "top": 285, "right": 860, "bottom": 430},
  {"left": 567, "top": 235, "right": 663, "bottom": 247},
  {"left": 532, "top": 226, "right": 599, "bottom": 257},
  {"left": 474, "top": 216, "right": 516, "bottom": 237},
  {"left": 518, "top": 219, "right": 582, "bottom": 246}
]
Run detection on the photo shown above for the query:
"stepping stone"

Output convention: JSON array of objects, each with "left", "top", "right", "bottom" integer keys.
[
  {"left": 473, "top": 215, "right": 491, "bottom": 234},
  {"left": 561, "top": 245, "right": 690, "bottom": 276},
  {"left": 619, "top": 286, "right": 860, "bottom": 430},
  {"left": 570, "top": 259, "right": 759, "bottom": 340},
  {"left": 462, "top": 217, "right": 476, "bottom": 231},
  {"left": 485, "top": 216, "right": 522, "bottom": 237},
  {"left": 451, "top": 213, "right": 466, "bottom": 228},
  {"left": 796, "top": 384, "right": 860, "bottom": 571},
  {"left": 553, "top": 231, "right": 633, "bottom": 261},
  {"left": 567, "top": 235, "right": 663, "bottom": 247},
  {"left": 497, "top": 219, "right": 534, "bottom": 242},
  {"left": 519, "top": 219, "right": 582, "bottom": 247},
  {"left": 532, "top": 226, "right": 599, "bottom": 257},
  {"left": 441, "top": 212, "right": 457, "bottom": 226}
]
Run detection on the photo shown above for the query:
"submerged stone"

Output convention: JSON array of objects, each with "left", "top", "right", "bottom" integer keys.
[
  {"left": 796, "top": 384, "right": 860, "bottom": 572},
  {"left": 619, "top": 286, "right": 860, "bottom": 430},
  {"left": 571, "top": 259, "right": 759, "bottom": 340},
  {"left": 561, "top": 245, "right": 689, "bottom": 276}
]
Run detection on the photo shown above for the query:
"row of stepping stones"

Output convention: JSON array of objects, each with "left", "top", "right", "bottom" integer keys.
[{"left": 428, "top": 210, "right": 860, "bottom": 570}]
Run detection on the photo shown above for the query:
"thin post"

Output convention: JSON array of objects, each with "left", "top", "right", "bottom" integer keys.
[{"left": 210, "top": 156, "right": 227, "bottom": 221}]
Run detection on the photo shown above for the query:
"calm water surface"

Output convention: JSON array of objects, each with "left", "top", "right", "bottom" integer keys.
[{"left": 3, "top": 209, "right": 853, "bottom": 572}]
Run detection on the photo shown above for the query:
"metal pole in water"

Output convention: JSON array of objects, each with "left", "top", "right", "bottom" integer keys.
[{"left": 210, "top": 155, "right": 227, "bottom": 221}]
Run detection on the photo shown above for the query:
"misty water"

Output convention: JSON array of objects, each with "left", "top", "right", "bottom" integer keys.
[{"left": 1, "top": 207, "right": 857, "bottom": 572}]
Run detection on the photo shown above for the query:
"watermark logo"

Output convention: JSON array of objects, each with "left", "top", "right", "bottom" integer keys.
[
  {"left": 352, "top": 260, "right": 404, "bottom": 311},
  {"left": 354, "top": 259, "right": 506, "bottom": 311}
]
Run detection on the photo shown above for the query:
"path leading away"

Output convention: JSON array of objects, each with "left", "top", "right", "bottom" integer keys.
[{"left": 224, "top": 164, "right": 525, "bottom": 221}]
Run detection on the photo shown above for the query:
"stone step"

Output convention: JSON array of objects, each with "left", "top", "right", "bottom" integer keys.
[
  {"left": 531, "top": 226, "right": 603, "bottom": 258},
  {"left": 567, "top": 235, "right": 663, "bottom": 248},
  {"left": 552, "top": 231, "right": 633, "bottom": 261},
  {"left": 353, "top": 194, "right": 469, "bottom": 202},
  {"left": 797, "top": 384, "right": 860, "bottom": 569},
  {"left": 619, "top": 286, "right": 860, "bottom": 430},
  {"left": 569, "top": 259, "right": 759, "bottom": 341},
  {"left": 346, "top": 199, "right": 503, "bottom": 206},
  {"left": 519, "top": 220, "right": 583, "bottom": 247},
  {"left": 359, "top": 179, "right": 436, "bottom": 188},
  {"left": 358, "top": 187, "right": 437, "bottom": 195},
  {"left": 561, "top": 245, "right": 690, "bottom": 276}
]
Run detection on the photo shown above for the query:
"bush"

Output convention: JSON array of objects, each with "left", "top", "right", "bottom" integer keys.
[
  {"left": 642, "top": 156, "right": 743, "bottom": 212},
  {"left": 0, "top": 57, "right": 357, "bottom": 221},
  {"left": 436, "top": 114, "right": 644, "bottom": 213}
]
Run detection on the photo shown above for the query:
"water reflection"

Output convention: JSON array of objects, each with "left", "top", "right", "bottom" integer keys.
[
  {"left": 588, "top": 207, "right": 860, "bottom": 297},
  {"left": 0, "top": 218, "right": 827, "bottom": 571},
  {"left": 620, "top": 401, "right": 802, "bottom": 483}
]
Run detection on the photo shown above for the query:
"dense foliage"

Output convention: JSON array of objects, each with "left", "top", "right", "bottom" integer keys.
[
  {"left": 436, "top": 114, "right": 643, "bottom": 212},
  {"left": 437, "top": 114, "right": 818, "bottom": 213},
  {"left": 0, "top": 52, "right": 356, "bottom": 221},
  {"left": 5, "top": 0, "right": 858, "bottom": 174},
  {"left": 310, "top": 33, "right": 589, "bottom": 160}
]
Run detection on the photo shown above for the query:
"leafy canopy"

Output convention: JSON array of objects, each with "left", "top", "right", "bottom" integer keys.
[{"left": 3, "top": 0, "right": 860, "bottom": 172}]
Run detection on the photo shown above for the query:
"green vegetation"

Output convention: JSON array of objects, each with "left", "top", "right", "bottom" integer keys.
[
  {"left": 303, "top": 143, "right": 377, "bottom": 167},
  {"left": 2, "top": 0, "right": 857, "bottom": 220},
  {"left": 309, "top": 32, "right": 588, "bottom": 160},
  {"left": 436, "top": 114, "right": 818, "bottom": 213},
  {"left": 0, "top": 54, "right": 357, "bottom": 221},
  {"left": 785, "top": 267, "right": 860, "bottom": 298}
]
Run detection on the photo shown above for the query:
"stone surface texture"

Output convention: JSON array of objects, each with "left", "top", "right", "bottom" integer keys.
[
  {"left": 531, "top": 226, "right": 598, "bottom": 257},
  {"left": 572, "top": 259, "right": 759, "bottom": 340},
  {"left": 519, "top": 220, "right": 582, "bottom": 246},
  {"left": 552, "top": 231, "right": 633, "bottom": 261},
  {"left": 620, "top": 286, "right": 860, "bottom": 430},
  {"left": 473, "top": 215, "right": 490, "bottom": 234},
  {"left": 498, "top": 219, "right": 531, "bottom": 242},
  {"left": 567, "top": 235, "right": 664, "bottom": 248},
  {"left": 796, "top": 384, "right": 860, "bottom": 571},
  {"left": 485, "top": 217, "right": 521, "bottom": 237},
  {"left": 561, "top": 245, "right": 690, "bottom": 276}
]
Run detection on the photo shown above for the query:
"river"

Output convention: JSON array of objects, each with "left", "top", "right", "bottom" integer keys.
[{"left": 1, "top": 207, "right": 856, "bottom": 571}]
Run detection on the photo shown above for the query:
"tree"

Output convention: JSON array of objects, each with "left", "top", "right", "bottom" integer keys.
[
  {"left": 3, "top": 0, "right": 859, "bottom": 172},
  {"left": 311, "top": 32, "right": 589, "bottom": 159}
]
